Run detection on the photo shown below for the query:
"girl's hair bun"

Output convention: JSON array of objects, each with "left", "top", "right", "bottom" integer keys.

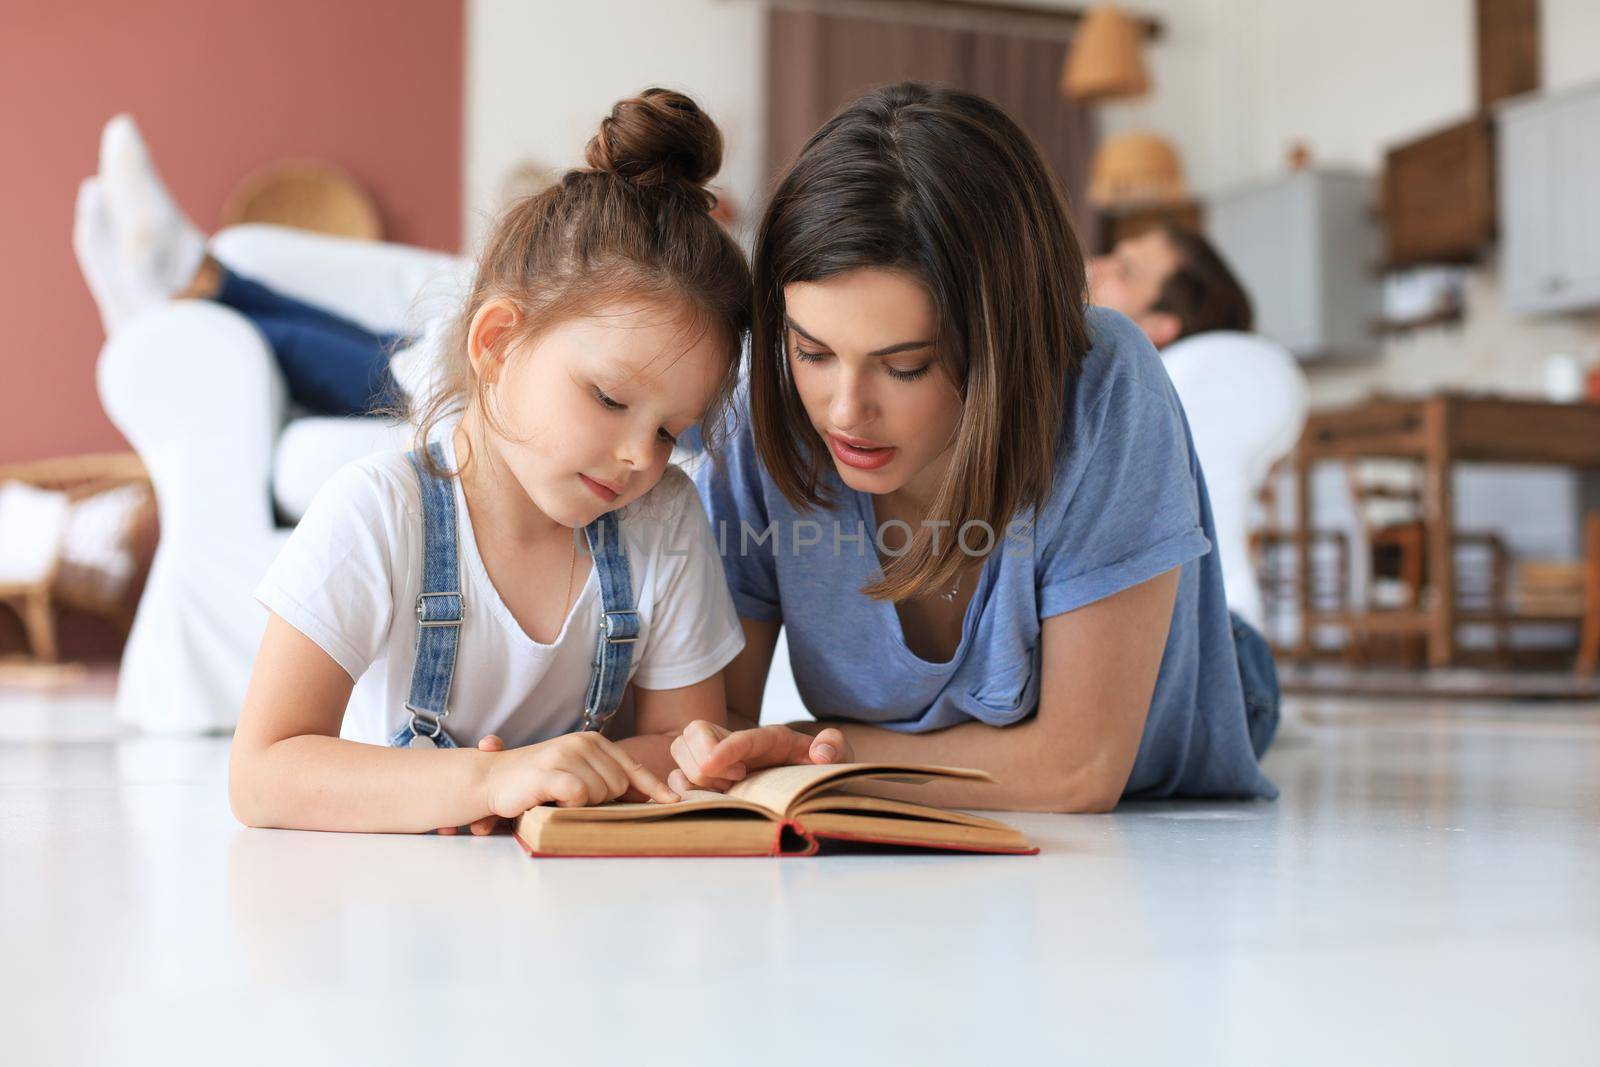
[{"left": 585, "top": 88, "right": 722, "bottom": 206}]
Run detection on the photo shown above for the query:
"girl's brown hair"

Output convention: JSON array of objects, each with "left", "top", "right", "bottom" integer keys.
[
  {"left": 749, "top": 81, "right": 1091, "bottom": 601},
  {"left": 410, "top": 88, "right": 751, "bottom": 474}
]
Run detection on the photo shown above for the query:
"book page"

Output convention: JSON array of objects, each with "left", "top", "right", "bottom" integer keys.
[
  {"left": 726, "top": 762, "right": 994, "bottom": 815},
  {"left": 790, "top": 792, "right": 1010, "bottom": 829},
  {"left": 530, "top": 789, "right": 773, "bottom": 822}
]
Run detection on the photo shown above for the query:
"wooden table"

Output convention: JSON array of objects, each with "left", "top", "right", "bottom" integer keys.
[{"left": 1295, "top": 393, "right": 1600, "bottom": 667}]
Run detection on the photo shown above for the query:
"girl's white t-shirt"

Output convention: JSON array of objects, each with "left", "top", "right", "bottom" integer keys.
[{"left": 254, "top": 437, "right": 744, "bottom": 747}]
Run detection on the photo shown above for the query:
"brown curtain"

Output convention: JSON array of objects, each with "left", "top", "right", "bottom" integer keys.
[{"left": 765, "top": 7, "right": 1098, "bottom": 242}]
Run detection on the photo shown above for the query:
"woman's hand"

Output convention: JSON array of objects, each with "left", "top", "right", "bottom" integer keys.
[
  {"left": 666, "top": 720, "right": 853, "bottom": 794},
  {"left": 479, "top": 730, "right": 679, "bottom": 822}
]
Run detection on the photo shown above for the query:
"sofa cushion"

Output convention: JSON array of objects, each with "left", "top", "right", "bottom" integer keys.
[{"left": 273, "top": 417, "right": 413, "bottom": 523}]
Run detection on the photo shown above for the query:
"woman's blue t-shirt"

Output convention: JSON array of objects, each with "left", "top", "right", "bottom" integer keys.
[{"left": 693, "top": 307, "right": 1276, "bottom": 800}]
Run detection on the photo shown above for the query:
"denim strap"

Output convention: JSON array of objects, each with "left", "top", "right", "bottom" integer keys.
[
  {"left": 579, "top": 511, "right": 639, "bottom": 733},
  {"left": 390, "top": 442, "right": 463, "bottom": 749}
]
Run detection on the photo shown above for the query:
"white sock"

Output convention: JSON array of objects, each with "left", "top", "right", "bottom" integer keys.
[
  {"left": 72, "top": 177, "right": 134, "bottom": 335},
  {"left": 98, "top": 114, "right": 205, "bottom": 306}
]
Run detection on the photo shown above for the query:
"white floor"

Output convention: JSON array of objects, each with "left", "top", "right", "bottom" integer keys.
[{"left": 2, "top": 674, "right": 1598, "bottom": 1066}]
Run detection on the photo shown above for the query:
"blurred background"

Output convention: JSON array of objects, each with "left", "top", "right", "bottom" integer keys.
[{"left": 2, "top": 0, "right": 1599, "bottom": 710}]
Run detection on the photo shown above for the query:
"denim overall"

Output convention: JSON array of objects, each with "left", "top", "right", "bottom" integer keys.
[{"left": 387, "top": 442, "right": 641, "bottom": 749}]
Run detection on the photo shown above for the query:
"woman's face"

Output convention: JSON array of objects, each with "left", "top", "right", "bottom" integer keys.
[
  {"left": 472, "top": 297, "right": 726, "bottom": 528},
  {"left": 783, "top": 268, "right": 963, "bottom": 500}
]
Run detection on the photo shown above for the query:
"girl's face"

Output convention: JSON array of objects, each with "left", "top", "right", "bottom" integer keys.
[
  {"left": 471, "top": 297, "right": 727, "bottom": 529},
  {"left": 783, "top": 268, "right": 963, "bottom": 500}
]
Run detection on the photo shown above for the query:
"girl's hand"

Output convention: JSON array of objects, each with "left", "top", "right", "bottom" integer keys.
[
  {"left": 436, "top": 733, "right": 510, "bottom": 836},
  {"left": 666, "top": 720, "right": 853, "bottom": 794},
  {"left": 481, "top": 730, "right": 679, "bottom": 819}
]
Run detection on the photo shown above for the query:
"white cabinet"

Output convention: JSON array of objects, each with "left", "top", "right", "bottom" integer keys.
[
  {"left": 1499, "top": 80, "right": 1600, "bottom": 314},
  {"left": 1207, "top": 169, "right": 1380, "bottom": 360}
]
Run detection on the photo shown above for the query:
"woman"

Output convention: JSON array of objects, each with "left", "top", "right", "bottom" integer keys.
[{"left": 668, "top": 82, "right": 1279, "bottom": 811}]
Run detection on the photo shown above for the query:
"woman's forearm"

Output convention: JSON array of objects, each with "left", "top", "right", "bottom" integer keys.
[
  {"left": 778, "top": 577, "right": 1176, "bottom": 813},
  {"left": 788, "top": 716, "right": 1124, "bottom": 813},
  {"left": 229, "top": 735, "right": 498, "bottom": 833}
]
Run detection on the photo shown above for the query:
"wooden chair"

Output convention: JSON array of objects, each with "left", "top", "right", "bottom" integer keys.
[
  {"left": 1578, "top": 513, "right": 1600, "bottom": 676},
  {"left": 1249, "top": 462, "right": 1352, "bottom": 654},
  {"left": 1343, "top": 461, "right": 1510, "bottom": 667},
  {"left": 1250, "top": 525, "right": 1350, "bottom": 655}
]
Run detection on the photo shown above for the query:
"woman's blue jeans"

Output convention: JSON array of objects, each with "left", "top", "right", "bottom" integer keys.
[
  {"left": 214, "top": 265, "right": 404, "bottom": 416},
  {"left": 1231, "top": 611, "right": 1281, "bottom": 759}
]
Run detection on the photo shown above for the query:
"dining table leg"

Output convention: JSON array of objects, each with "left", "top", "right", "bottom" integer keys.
[
  {"left": 1296, "top": 446, "right": 1313, "bottom": 662},
  {"left": 1424, "top": 398, "right": 1456, "bottom": 668}
]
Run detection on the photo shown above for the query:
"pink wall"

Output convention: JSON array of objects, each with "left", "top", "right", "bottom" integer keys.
[{"left": 0, "top": 0, "right": 464, "bottom": 464}]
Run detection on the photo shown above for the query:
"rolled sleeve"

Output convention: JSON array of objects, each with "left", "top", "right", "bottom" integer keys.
[{"left": 1037, "top": 374, "right": 1211, "bottom": 618}]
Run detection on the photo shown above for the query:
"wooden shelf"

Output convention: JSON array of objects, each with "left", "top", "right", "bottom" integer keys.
[
  {"left": 1382, "top": 113, "right": 1496, "bottom": 268},
  {"left": 1370, "top": 306, "right": 1466, "bottom": 336}
]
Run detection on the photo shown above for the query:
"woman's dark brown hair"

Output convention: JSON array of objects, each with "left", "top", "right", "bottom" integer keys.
[
  {"left": 749, "top": 81, "right": 1090, "bottom": 601},
  {"left": 410, "top": 88, "right": 750, "bottom": 474}
]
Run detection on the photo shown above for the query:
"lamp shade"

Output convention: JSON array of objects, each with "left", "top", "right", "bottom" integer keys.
[
  {"left": 1088, "top": 132, "right": 1187, "bottom": 207},
  {"left": 1062, "top": 4, "right": 1150, "bottom": 102}
]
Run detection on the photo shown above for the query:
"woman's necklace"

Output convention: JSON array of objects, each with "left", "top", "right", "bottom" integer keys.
[{"left": 935, "top": 570, "right": 963, "bottom": 603}]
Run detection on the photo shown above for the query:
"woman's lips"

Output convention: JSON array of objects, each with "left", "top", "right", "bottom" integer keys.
[
  {"left": 579, "top": 474, "right": 621, "bottom": 502},
  {"left": 828, "top": 433, "right": 898, "bottom": 471}
]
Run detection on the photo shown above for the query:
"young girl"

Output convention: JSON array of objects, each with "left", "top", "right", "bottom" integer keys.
[
  {"left": 670, "top": 82, "right": 1280, "bottom": 810},
  {"left": 227, "top": 90, "right": 818, "bottom": 834}
]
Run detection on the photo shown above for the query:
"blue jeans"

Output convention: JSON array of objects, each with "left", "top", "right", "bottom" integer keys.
[
  {"left": 214, "top": 266, "right": 404, "bottom": 416},
  {"left": 1230, "top": 611, "right": 1281, "bottom": 759}
]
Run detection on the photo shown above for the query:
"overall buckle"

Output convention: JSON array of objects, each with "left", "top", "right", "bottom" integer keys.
[
  {"left": 416, "top": 591, "right": 464, "bottom": 628},
  {"left": 600, "top": 610, "right": 641, "bottom": 644}
]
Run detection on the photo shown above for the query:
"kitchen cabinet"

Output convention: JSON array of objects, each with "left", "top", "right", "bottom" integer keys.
[
  {"left": 1500, "top": 80, "right": 1600, "bottom": 314},
  {"left": 1207, "top": 168, "right": 1380, "bottom": 360}
]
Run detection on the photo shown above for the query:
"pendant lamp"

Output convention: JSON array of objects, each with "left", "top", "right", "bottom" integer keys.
[
  {"left": 1087, "top": 131, "right": 1188, "bottom": 207},
  {"left": 1061, "top": 4, "right": 1149, "bottom": 103}
]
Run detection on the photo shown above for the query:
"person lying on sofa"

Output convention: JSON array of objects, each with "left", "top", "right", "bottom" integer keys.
[
  {"left": 1085, "top": 224, "right": 1307, "bottom": 631},
  {"left": 77, "top": 115, "right": 454, "bottom": 418},
  {"left": 1087, "top": 225, "right": 1255, "bottom": 349}
]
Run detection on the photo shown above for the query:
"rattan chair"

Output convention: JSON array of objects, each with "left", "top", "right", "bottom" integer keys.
[{"left": 0, "top": 454, "right": 153, "bottom": 662}]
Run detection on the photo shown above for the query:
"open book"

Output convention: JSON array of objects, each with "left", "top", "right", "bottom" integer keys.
[{"left": 514, "top": 762, "right": 1036, "bottom": 857}]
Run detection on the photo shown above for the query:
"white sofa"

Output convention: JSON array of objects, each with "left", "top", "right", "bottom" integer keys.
[
  {"left": 97, "top": 225, "right": 463, "bottom": 733},
  {"left": 1160, "top": 330, "right": 1308, "bottom": 629}
]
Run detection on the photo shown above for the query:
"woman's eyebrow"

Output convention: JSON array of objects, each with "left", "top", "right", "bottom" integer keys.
[{"left": 784, "top": 314, "right": 933, "bottom": 357}]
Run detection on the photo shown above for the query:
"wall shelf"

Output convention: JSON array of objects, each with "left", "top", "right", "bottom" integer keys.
[{"left": 1371, "top": 306, "right": 1466, "bottom": 337}]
